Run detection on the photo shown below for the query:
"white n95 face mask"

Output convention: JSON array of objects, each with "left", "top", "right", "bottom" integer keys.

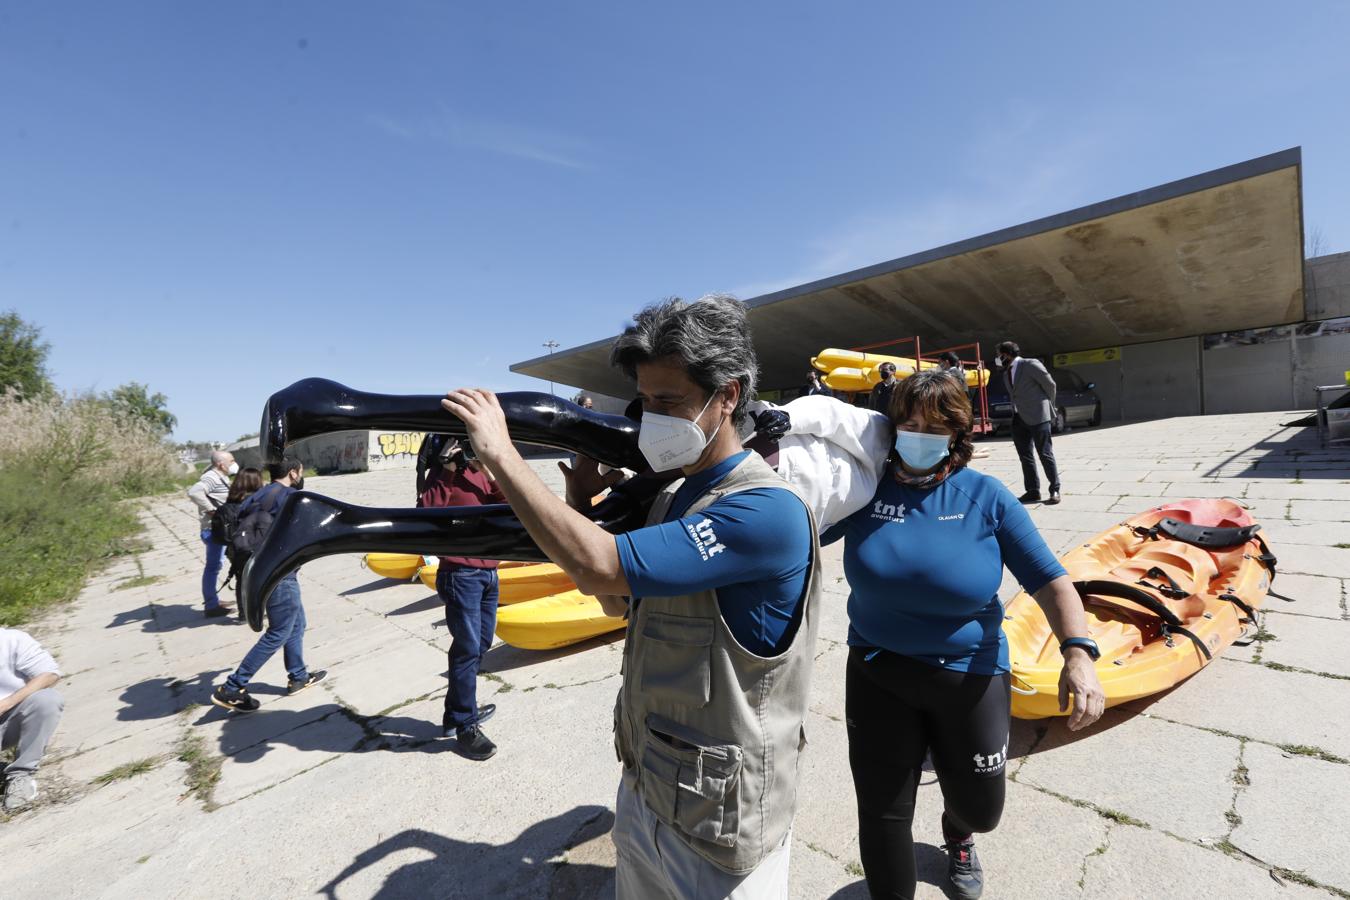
[
  {"left": 227, "top": 462, "right": 240, "bottom": 476},
  {"left": 638, "top": 391, "right": 723, "bottom": 472}
]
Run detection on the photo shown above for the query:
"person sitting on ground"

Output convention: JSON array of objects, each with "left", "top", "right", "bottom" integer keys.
[
  {"left": 210, "top": 467, "right": 264, "bottom": 595},
  {"left": 186, "top": 450, "right": 237, "bottom": 617},
  {"left": 804, "top": 369, "right": 833, "bottom": 397},
  {"left": 211, "top": 457, "right": 325, "bottom": 712},
  {"left": 0, "top": 628, "right": 64, "bottom": 813},
  {"left": 822, "top": 369, "right": 1104, "bottom": 900},
  {"left": 443, "top": 295, "right": 820, "bottom": 897},
  {"left": 869, "top": 361, "right": 898, "bottom": 412},
  {"left": 417, "top": 440, "right": 508, "bottom": 761}
]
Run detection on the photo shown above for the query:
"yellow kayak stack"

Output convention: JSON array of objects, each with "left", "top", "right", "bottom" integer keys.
[
  {"left": 811, "top": 348, "right": 988, "bottom": 392},
  {"left": 363, "top": 553, "right": 423, "bottom": 580},
  {"left": 495, "top": 589, "right": 625, "bottom": 650}
]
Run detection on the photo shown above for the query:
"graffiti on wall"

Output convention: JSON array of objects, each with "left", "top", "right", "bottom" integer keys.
[{"left": 374, "top": 432, "right": 426, "bottom": 460}]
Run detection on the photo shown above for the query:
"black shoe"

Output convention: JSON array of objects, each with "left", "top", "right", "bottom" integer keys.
[
  {"left": 456, "top": 725, "right": 497, "bottom": 761},
  {"left": 211, "top": 684, "right": 260, "bottom": 713},
  {"left": 1018, "top": 492, "right": 1042, "bottom": 504},
  {"left": 204, "top": 606, "right": 232, "bottom": 618},
  {"left": 442, "top": 704, "right": 497, "bottom": 739},
  {"left": 944, "top": 838, "right": 984, "bottom": 899},
  {"left": 1045, "top": 490, "right": 1062, "bottom": 505},
  {"left": 287, "top": 670, "right": 327, "bottom": 694}
]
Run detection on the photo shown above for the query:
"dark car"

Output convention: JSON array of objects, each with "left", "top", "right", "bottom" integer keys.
[{"left": 985, "top": 365, "right": 1102, "bottom": 434}]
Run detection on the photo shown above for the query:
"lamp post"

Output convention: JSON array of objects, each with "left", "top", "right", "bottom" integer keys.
[{"left": 542, "top": 340, "right": 560, "bottom": 396}]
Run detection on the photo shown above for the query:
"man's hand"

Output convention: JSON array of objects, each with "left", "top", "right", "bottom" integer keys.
[
  {"left": 441, "top": 389, "right": 515, "bottom": 468},
  {"left": 559, "top": 454, "right": 624, "bottom": 509}
]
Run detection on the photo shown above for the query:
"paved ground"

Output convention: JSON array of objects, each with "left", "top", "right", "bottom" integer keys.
[{"left": 3, "top": 410, "right": 1348, "bottom": 899}]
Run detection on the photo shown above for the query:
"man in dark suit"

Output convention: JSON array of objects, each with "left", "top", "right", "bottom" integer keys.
[
  {"left": 869, "top": 362, "right": 898, "bottom": 413},
  {"left": 997, "top": 341, "right": 1061, "bottom": 504}
]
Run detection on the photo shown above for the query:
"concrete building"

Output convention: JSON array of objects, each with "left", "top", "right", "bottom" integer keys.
[{"left": 512, "top": 148, "right": 1350, "bottom": 422}]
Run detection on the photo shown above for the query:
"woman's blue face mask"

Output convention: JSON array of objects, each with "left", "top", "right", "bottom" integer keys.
[{"left": 894, "top": 429, "right": 951, "bottom": 471}]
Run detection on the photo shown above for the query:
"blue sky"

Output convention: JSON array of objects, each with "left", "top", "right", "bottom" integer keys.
[{"left": 2, "top": 2, "right": 1348, "bottom": 441}]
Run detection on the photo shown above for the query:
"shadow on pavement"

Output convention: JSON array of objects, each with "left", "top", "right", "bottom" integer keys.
[
  {"left": 340, "top": 577, "right": 408, "bottom": 597},
  {"left": 824, "top": 842, "right": 946, "bottom": 898},
  {"left": 116, "top": 669, "right": 229, "bottom": 721},
  {"left": 386, "top": 593, "right": 443, "bottom": 616},
  {"left": 315, "top": 806, "right": 615, "bottom": 899},
  {"left": 107, "top": 603, "right": 246, "bottom": 633},
  {"left": 481, "top": 632, "right": 624, "bottom": 674},
  {"left": 1009, "top": 703, "right": 1146, "bottom": 762}
]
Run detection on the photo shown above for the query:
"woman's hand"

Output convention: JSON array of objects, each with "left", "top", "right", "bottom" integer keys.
[
  {"left": 1058, "top": 649, "right": 1106, "bottom": 731},
  {"left": 441, "top": 389, "right": 514, "bottom": 468}
]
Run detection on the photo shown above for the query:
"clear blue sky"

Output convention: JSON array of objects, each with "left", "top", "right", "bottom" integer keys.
[{"left": 3, "top": 2, "right": 1348, "bottom": 441}]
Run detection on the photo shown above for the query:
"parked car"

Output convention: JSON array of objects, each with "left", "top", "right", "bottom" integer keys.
[{"left": 985, "top": 365, "right": 1102, "bottom": 434}]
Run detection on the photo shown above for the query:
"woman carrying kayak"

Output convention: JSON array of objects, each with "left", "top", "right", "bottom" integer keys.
[{"left": 822, "top": 369, "right": 1105, "bottom": 900}]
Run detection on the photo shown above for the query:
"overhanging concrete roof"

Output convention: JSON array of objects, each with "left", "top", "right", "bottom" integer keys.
[{"left": 513, "top": 148, "right": 1305, "bottom": 397}]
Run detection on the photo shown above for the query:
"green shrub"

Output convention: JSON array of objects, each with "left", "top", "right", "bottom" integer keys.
[{"left": 0, "top": 391, "right": 184, "bottom": 625}]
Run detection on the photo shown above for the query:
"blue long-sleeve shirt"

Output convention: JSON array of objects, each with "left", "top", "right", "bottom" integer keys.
[
  {"left": 822, "top": 465, "right": 1065, "bottom": 674},
  {"left": 615, "top": 451, "right": 812, "bottom": 656}
]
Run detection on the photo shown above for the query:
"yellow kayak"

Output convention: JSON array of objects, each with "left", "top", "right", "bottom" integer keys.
[
  {"left": 415, "top": 560, "right": 574, "bottom": 603},
  {"left": 494, "top": 590, "right": 625, "bottom": 650},
  {"left": 812, "top": 348, "right": 988, "bottom": 388},
  {"left": 363, "top": 553, "right": 423, "bottom": 580}
]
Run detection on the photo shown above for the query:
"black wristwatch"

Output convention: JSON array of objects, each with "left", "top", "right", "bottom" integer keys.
[{"left": 1060, "top": 637, "right": 1101, "bottom": 661}]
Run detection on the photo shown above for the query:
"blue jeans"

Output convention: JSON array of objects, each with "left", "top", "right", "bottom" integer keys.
[
  {"left": 226, "top": 575, "right": 307, "bottom": 690},
  {"left": 200, "top": 530, "right": 225, "bottom": 610},
  {"left": 437, "top": 565, "right": 499, "bottom": 730}
]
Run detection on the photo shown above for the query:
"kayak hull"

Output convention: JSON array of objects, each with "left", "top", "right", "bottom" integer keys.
[
  {"left": 363, "top": 553, "right": 422, "bottom": 580},
  {"left": 415, "top": 560, "right": 574, "bottom": 603},
  {"left": 812, "top": 348, "right": 988, "bottom": 389},
  {"left": 494, "top": 590, "right": 626, "bottom": 650},
  {"left": 1005, "top": 499, "right": 1273, "bottom": 719}
]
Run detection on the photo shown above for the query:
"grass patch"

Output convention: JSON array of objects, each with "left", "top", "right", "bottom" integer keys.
[
  {"left": 176, "top": 725, "right": 223, "bottom": 811},
  {"left": 1097, "top": 807, "right": 1148, "bottom": 828},
  {"left": 1224, "top": 809, "right": 1243, "bottom": 828},
  {"left": 844, "top": 861, "right": 865, "bottom": 878},
  {"left": 1335, "top": 543, "right": 1350, "bottom": 550},
  {"left": 136, "top": 856, "right": 150, "bottom": 864},
  {"left": 1278, "top": 744, "right": 1349, "bottom": 764},
  {"left": 114, "top": 574, "right": 164, "bottom": 591},
  {"left": 92, "top": 755, "right": 163, "bottom": 785}
]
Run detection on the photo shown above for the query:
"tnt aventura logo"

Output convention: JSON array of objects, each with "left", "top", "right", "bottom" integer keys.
[
  {"left": 684, "top": 516, "right": 727, "bottom": 562},
  {"left": 973, "top": 742, "right": 1008, "bottom": 776},
  {"left": 870, "top": 501, "right": 906, "bottom": 523}
]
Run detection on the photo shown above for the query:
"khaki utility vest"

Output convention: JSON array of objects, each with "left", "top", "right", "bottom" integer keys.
[{"left": 613, "top": 452, "right": 822, "bottom": 874}]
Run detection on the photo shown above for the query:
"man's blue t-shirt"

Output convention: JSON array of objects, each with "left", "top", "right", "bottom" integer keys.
[
  {"left": 615, "top": 451, "right": 811, "bottom": 657},
  {"left": 822, "top": 465, "right": 1065, "bottom": 675}
]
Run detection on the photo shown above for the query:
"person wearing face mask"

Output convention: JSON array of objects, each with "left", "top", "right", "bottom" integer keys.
[
  {"left": 821, "top": 370, "right": 1104, "bottom": 900},
  {"left": 187, "top": 450, "right": 238, "bottom": 617},
  {"left": 442, "top": 295, "right": 819, "bottom": 899},
  {"left": 868, "top": 361, "right": 899, "bottom": 412}
]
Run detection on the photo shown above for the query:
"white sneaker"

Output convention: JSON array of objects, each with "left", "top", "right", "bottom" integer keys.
[{"left": 2, "top": 774, "right": 38, "bottom": 812}]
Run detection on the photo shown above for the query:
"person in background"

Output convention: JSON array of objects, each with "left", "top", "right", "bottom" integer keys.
[
  {"left": 824, "top": 370, "right": 1103, "bottom": 899},
  {"left": 211, "top": 467, "right": 265, "bottom": 594},
  {"left": 0, "top": 628, "right": 64, "bottom": 813},
  {"left": 804, "top": 369, "right": 833, "bottom": 397},
  {"left": 869, "top": 361, "right": 898, "bottom": 412},
  {"left": 415, "top": 433, "right": 456, "bottom": 500},
  {"left": 187, "top": 450, "right": 237, "bottom": 618},
  {"left": 997, "top": 341, "right": 1061, "bottom": 505},
  {"left": 937, "top": 351, "right": 966, "bottom": 382},
  {"left": 418, "top": 440, "right": 508, "bottom": 760},
  {"left": 573, "top": 393, "right": 594, "bottom": 410},
  {"left": 211, "top": 457, "right": 325, "bottom": 712}
]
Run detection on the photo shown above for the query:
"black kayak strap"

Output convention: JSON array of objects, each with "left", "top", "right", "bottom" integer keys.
[
  {"left": 1218, "top": 591, "right": 1258, "bottom": 623},
  {"left": 1073, "top": 580, "right": 1212, "bottom": 660},
  {"left": 1153, "top": 517, "right": 1262, "bottom": 549}
]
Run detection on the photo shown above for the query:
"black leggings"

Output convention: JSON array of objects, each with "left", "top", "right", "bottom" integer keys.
[{"left": 845, "top": 646, "right": 1011, "bottom": 900}]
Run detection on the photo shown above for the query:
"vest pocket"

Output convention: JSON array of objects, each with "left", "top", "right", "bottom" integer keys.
[
  {"left": 640, "top": 714, "right": 744, "bottom": 848},
  {"left": 638, "top": 614, "right": 713, "bottom": 708}
]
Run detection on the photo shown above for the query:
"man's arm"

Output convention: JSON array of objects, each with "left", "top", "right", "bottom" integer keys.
[
  {"left": 0, "top": 671, "right": 59, "bottom": 716},
  {"left": 1029, "top": 360, "right": 1057, "bottom": 406},
  {"left": 442, "top": 390, "right": 631, "bottom": 597},
  {"left": 186, "top": 477, "right": 213, "bottom": 514}
]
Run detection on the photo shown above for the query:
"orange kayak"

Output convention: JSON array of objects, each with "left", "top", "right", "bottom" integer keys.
[{"left": 1005, "top": 499, "right": 1276, "bottom": 719}]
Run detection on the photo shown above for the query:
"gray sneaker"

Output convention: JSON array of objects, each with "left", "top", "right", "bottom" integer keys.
[{"left": 2, "top": 774, "right": 38, "bottom": 812}]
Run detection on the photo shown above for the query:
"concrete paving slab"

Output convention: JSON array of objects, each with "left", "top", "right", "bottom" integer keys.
[
  {"left": 1080, "top": 824, "right": 1327, "bottom": 899},
  {"left": 1287, "top": 499, "right": 1350, "bottom": 523},
  {"left": 1257, "top": 613, "right": 1350, "bottom": 677},
  {"left": 1275, "top": 543, "right": 1350, "bottom": 578},
  {"left": 1015, "top": 710, "right": 1241, "bottom": 841},
  {"left": 1261, "top": 520, "right": 1350, "bottom": 548},
  {"left": 1262, "top": 573, "right": 1346, "bottom": 620},
  {"left": 1233, "top": 741, "right": 1350, "bottom": 892},
  {"left": 971, "top": 780, "right": 1110, "bottom": 900},
  {"left": 1125, "top": 659, "right": 1350, "bottom": 761},
  {"left": 213, "top": 707, "right": 372, "bottom": 807}
]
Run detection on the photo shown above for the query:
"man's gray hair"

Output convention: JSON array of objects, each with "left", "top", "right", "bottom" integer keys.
[
  {"left": 211, "top": 450, "right": 233, "bottom": 467},
  {"left": 610, "top": 294, "right": 759, "bottom": 426}
]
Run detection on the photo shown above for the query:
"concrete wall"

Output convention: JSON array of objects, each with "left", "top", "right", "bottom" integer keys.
[
  {"left": 226, "top": 431, "right": 373, "bottom": 474},
  {"left": 1122, "top": 338, "right": 1202, "bottom": 420},
  {"left": 1202, "top": 340, "right": 1296, "bottom": 414},
  {"left": 1306, "top": 252, "right": 1350, "bottom": 320}
]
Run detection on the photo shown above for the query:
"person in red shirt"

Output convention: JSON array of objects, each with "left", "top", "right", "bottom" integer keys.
[{"left": 417, "top": 440, "right": 507, "bottom": 760}]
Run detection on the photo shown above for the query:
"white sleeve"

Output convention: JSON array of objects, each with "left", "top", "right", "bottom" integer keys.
[
  {"left": 15, "top": 632, "right": 60, "bottom": 680},
  {"left": 775, "top": 396, "right": 894, "bottom": 531}
]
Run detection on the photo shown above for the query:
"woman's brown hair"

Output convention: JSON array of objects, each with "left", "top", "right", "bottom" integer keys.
[
  {"left": 227, "top": 467, "right": 264, "bottom": 502},
  {"left": 887, "top": 369, "right": 975, "bottom": 470}
]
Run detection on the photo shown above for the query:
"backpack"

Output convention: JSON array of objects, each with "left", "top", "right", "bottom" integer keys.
[
  {"left": 209, "top": 500, "right": 242, "bottom": 547},
  {"left": 221, "top": 485, "right": 284, "bottom": 590}
]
